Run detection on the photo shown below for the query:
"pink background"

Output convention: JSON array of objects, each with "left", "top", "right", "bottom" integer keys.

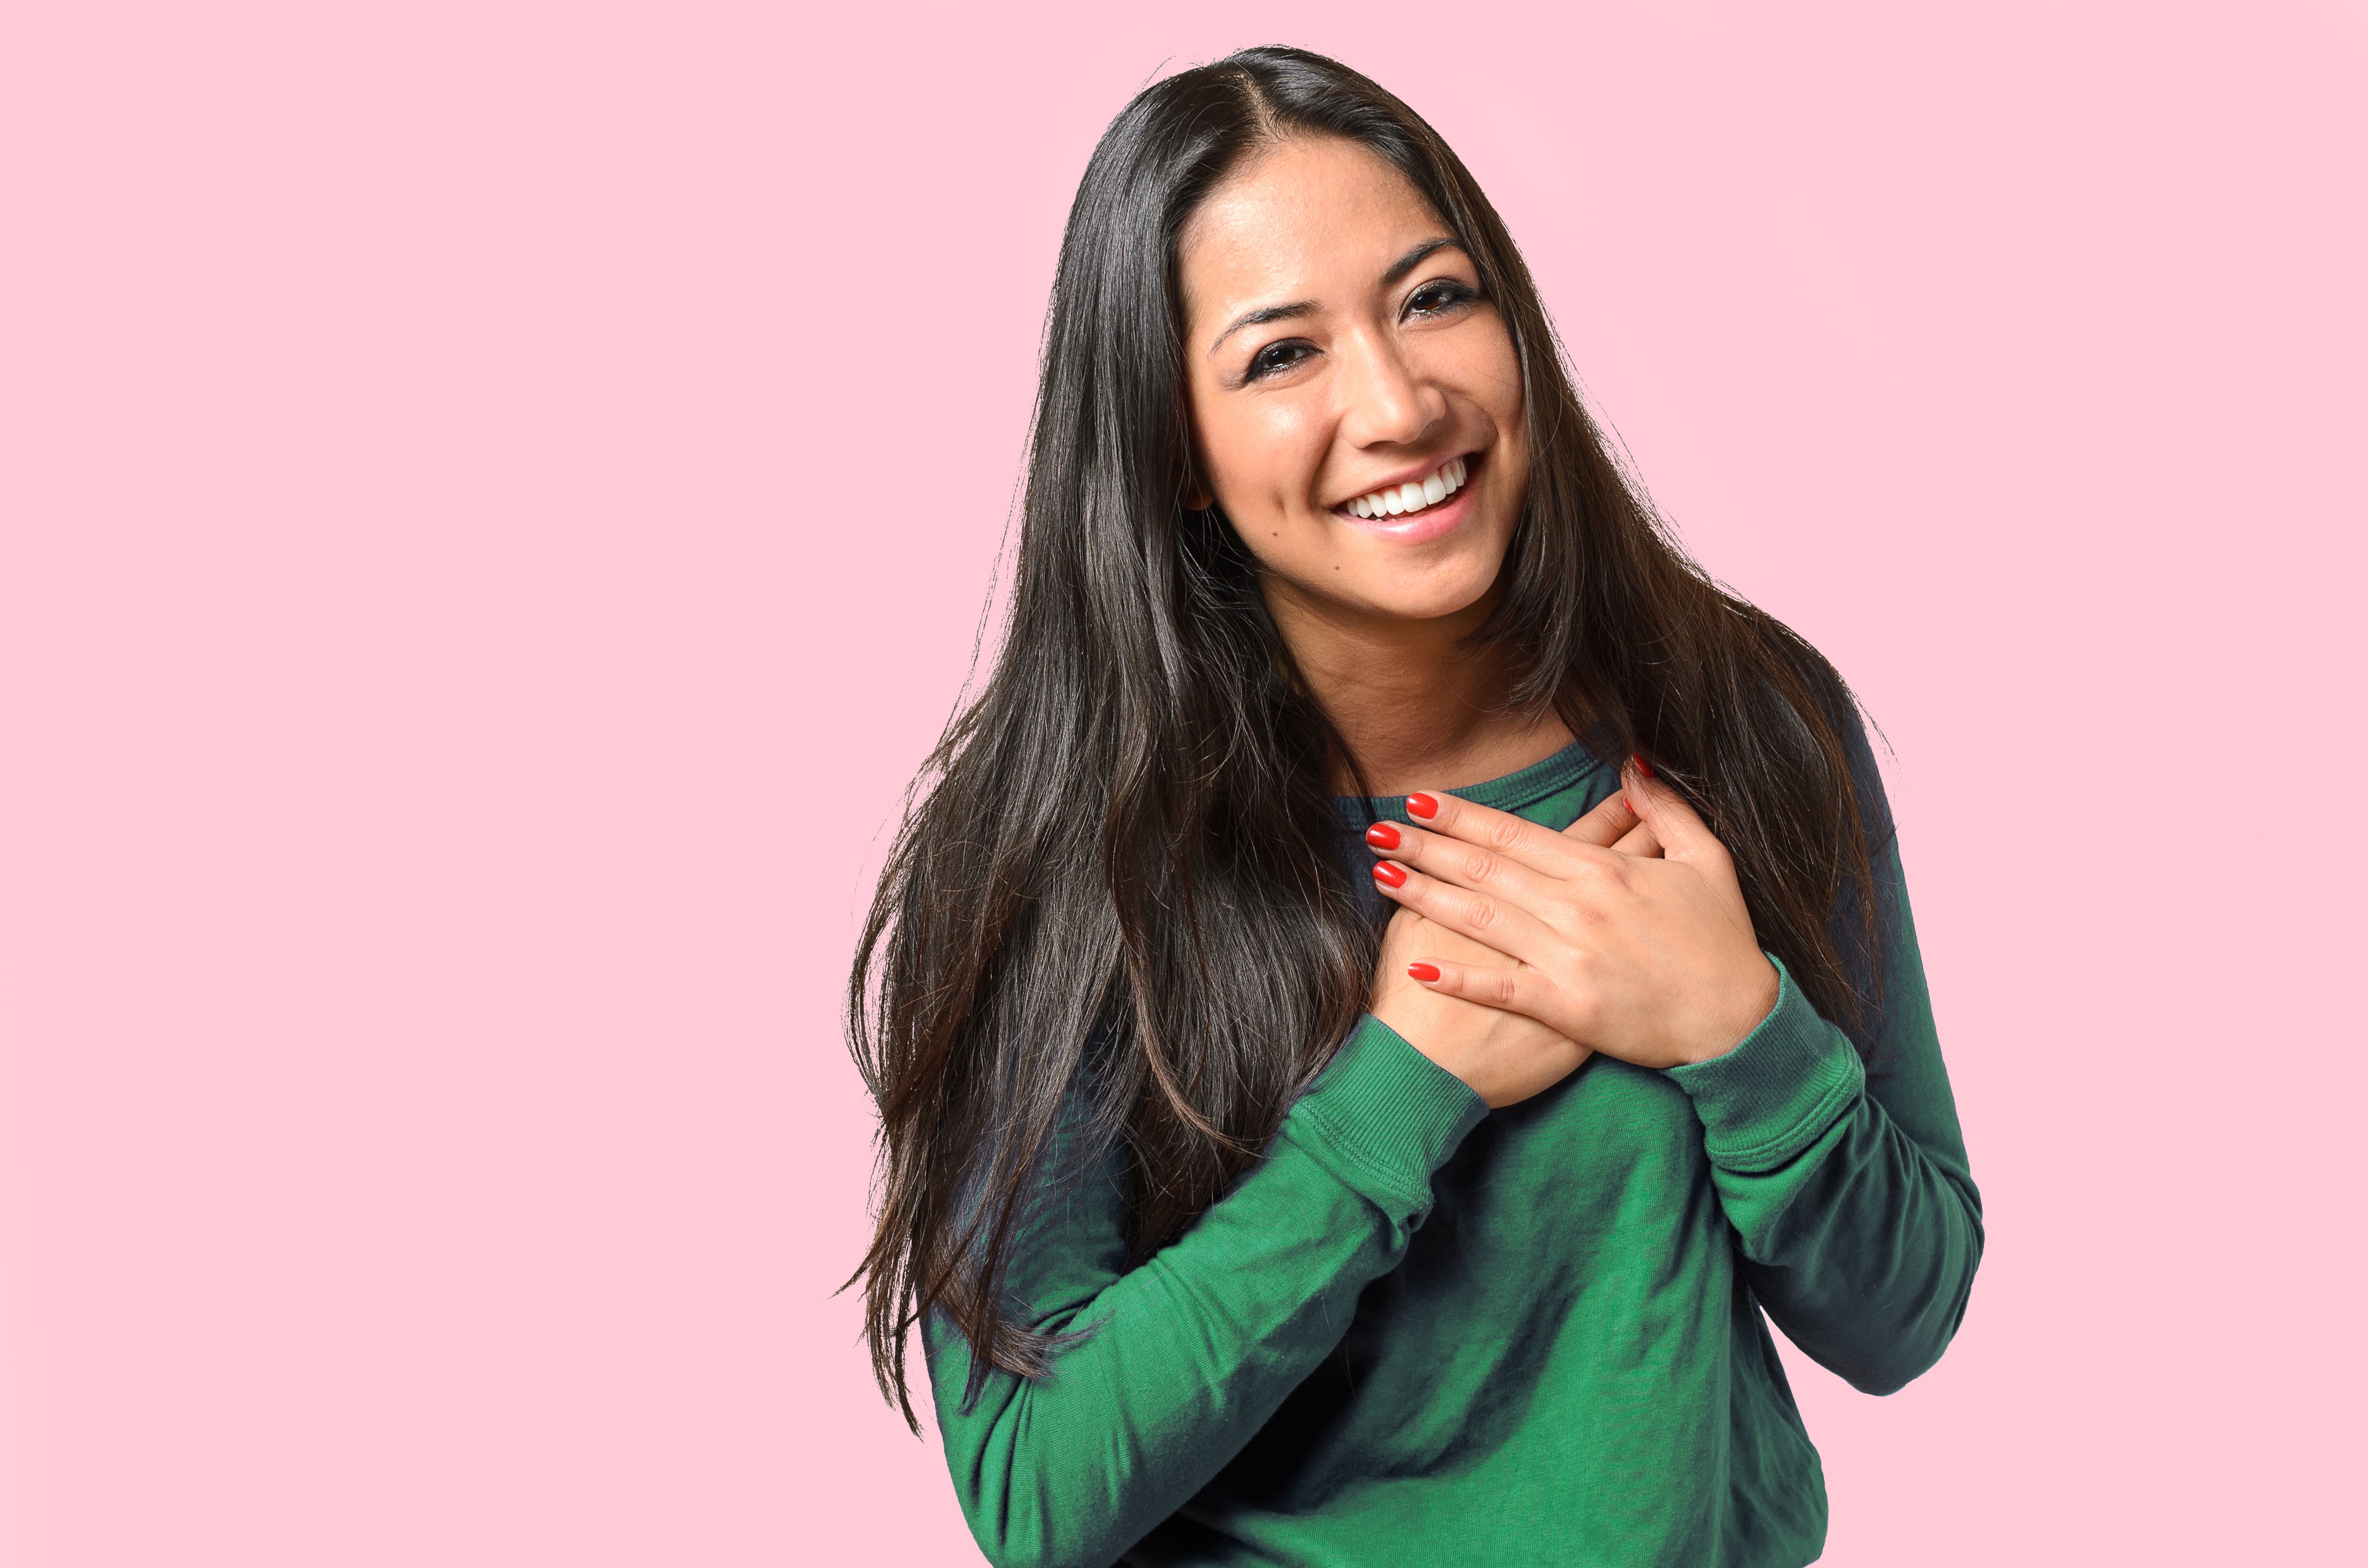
[{"left": 3, "top": 3, "right": 2362, "bottom": 1563}]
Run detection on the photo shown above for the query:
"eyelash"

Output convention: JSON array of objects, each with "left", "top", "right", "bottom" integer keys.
[
  {"left": 1239, "top": 278, "right": 1482, "bottom": 383},
  {"left": 1245, "top": 340, "right": 1316, "bottom": 382},
  {"left": 1405, "top": 279, "right": 1479, "bottom": 317}
]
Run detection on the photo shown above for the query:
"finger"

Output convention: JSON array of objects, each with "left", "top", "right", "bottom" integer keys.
[
  {"left": 1612, "top": 821, "right": 1662, "bottom": 858},
  {"left": 1370, "top": 856, "right": 1561, "bottom": 966},
  {"left": 1363, "top": 817, "right": 1572, "bottom": 907},
  {"left": 1402, "top": 788, "right": 1616, "bottom": 880},
  {"left": 1561, "top": 789, "right": 1643, "bottom": 849},
  {"left": 1403, "top": 956, "right": 1559, "bottom": 1021},
  {"left": 1622, "top": 759, "right": 1730, "bottom": 872}
]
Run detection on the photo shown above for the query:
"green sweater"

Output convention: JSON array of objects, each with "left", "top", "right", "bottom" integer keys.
[{"left": 924, "top": 742, "right": 1981, "bottom": 1567}]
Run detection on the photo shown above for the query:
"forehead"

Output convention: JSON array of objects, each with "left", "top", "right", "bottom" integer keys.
[{"left": 1177, "top": 137, "right": 1445, "bottom": 328}]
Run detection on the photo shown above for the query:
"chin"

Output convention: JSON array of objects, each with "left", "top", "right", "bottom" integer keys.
[{"left": 1353, "top": 564, "right": 1504, "bottom": 623}]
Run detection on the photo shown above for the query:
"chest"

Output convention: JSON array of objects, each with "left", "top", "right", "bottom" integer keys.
[{"left": 1393, "top": 1055, "right": 1725, "bottom": 1316}]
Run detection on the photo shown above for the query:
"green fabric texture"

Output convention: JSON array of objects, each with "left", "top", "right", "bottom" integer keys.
[{"left": 923, "top": 742, "right": 1981, "bottom": 1567}]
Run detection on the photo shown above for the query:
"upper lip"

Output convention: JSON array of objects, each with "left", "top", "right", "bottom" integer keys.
[{"left": 1329, "top": 450, "right": 1476, "bottom": 511}]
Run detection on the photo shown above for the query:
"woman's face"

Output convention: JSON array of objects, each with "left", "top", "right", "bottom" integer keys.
[{"left": 1177, "top": 136, "right": 1528, "bottom": 630}]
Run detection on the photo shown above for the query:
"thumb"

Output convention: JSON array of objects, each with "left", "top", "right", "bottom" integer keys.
[
  {"left": 1561, "top": 786, "right": 1643, "bottom": 849},
  {"left": 1623, "top": 758, "right": 1731, "bottom": 875}
]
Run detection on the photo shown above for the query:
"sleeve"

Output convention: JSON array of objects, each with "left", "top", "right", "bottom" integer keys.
[
  {"left": 1664, "top": 767, "right": 1983, "bottom": 1395},
  {"left": 925, "top": 1014, "right": 1490, "bottom": 1568}
]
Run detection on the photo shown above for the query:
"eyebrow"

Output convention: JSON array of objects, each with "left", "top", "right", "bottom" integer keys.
[
  {"left": 1383, "top": 236, "right": 1462, "bottom": 285},
  {"left": 1206, "top": 236, "right": 1467, "bottom": 356},
  {"left": 1209, "top": 300, "right": 1315, "bottom": 356}
]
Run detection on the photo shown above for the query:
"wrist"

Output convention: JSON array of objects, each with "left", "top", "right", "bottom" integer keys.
[{"left": 1676, "top": 953, "right": 1781, "bottom": 1066}]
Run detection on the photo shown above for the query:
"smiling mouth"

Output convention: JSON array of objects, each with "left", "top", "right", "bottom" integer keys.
[{"left": 1340, "top": 455, "right": 1470, "bottom": 522}]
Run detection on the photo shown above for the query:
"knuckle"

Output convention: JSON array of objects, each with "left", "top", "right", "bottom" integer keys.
[
  {"left": 1465, "top": 896, "right": 1500, "bottom": 933},
  {"left": 1487, "top": 816, "right": 1526, "bottom": 851},
  {"left": 1460, "top": 848, "right": 1497, "bottom": 883},
  {"left": 1487, "top": 971, "right": 1521, "bottom": 1007}
]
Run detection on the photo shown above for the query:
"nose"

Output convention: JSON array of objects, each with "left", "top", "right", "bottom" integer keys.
[{"left": 1336, "top": 329, "right": 1445, "bottom": 450}]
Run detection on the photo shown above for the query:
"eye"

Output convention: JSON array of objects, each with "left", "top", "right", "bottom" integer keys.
[
  {"left": 1405, "top": 279, "right": 1479, "bottom": 318},
  {"left": 1244, "top": 339, "right": 1317, "bottom": 382}
]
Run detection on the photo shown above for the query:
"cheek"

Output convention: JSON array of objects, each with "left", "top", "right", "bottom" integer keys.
[
  {"left": 1476, "top": 337, "right": 1525, "bottom": 430},
  {"left": 1476, "top": 362, "right": 1528, "bottom": 503},
  {"left": 1195, "top": 400, "right": 1323, "bottom": 516},
  {"left": 1430, "top": 313, "right": 1522, "bottom": 427}
]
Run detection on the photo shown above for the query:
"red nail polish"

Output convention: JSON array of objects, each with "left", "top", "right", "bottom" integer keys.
[
  {"left": 1365, "top": 821, "right": 1401, "bottom": 850},
  {"left": 1406, "top": 791, "right": 1440, "bottom": 820},
  {"left": 1623, "top": 796, "right": 1634, "bottom": 814},
  {"left": 1631, "top": 754, "right": 1654, "bottom": 779},
  {"left": 1372, "top": 860, "right": 1407, "bottom": 887},
  {"left": 1407, "top": 962, "right": 1441, "bottom": 982}
]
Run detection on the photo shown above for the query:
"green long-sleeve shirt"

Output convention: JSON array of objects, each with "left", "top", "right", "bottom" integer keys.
[{"left": 924, "top": 741, "right": 1981, "bottom": 1567}]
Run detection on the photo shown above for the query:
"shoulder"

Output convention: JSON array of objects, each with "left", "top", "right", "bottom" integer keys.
[{"left": 1765, "top": 620, "right": 1896, "bottom": 857}]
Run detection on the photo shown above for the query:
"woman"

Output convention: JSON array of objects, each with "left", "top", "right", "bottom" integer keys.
[{"left": 850, "top": 46, "right": 1979, "bottom": 1568}]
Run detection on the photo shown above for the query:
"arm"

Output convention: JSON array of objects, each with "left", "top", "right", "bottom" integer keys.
[
  {"left": 1357, "top": 748, "right": 1981, "bottom": 1393},
  {"left": 1666, "top": 840, "right": 1983, "bottom": 1392},
  {"left": 925, "top": 1016, "right": 1486, "bottom": 1568}
]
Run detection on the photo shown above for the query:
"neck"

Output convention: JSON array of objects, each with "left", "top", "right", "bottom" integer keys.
[{"left": 1263, "top": 577, "right": 1575, "bottom": 798}]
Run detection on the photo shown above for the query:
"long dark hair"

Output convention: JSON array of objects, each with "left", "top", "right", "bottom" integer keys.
[{"left": 848, "top": 46, "right": 1881, "bottom": 1429}]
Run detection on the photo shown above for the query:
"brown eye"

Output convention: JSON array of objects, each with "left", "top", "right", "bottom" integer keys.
[
  {"left": 1246, "top": 340, "right": 1316, "bottom": 382},
  {"left": 1406, "top": 281, "right": 1478, "bottom": 317}
]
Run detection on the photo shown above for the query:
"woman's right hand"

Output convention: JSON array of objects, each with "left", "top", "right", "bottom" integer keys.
[
  {"left": 1371, "top": 910, "right": 1589, "bottom": 1108},
  {"left": 1366, "top": 788, "right": 1657, "bottom": 1108}
]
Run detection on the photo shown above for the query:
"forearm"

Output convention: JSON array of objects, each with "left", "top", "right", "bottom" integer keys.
[
  {"left": 1669, "top": 952, "right": 1983, "bottom": 1393},
  {"left": 928, "top": 1017, "right": 1486, "bottom": 1568},
  {"left": 1725, "top": 1089, "right": 1983, "bottom": 1391}
]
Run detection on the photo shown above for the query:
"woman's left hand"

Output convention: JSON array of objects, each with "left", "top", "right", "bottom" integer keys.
[{"left": 1365, "top": 762, "right": 1781, "bottom": 1069}]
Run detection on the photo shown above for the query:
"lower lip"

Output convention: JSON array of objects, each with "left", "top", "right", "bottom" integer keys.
[{"left": 1333, "top": 468, "right": 1477, "bottom": 545}]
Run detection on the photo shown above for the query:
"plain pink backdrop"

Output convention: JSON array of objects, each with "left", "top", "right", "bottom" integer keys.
[{"left": 3, "top": 3, "right": 2362, "bottom": 1564}]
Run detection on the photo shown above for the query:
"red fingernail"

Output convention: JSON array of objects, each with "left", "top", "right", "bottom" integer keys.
[
  {"left": 1406, "top": 791, "right": 1440, "bottom": 820},
  {"left": 1631, "top": 754, "right": 1653, "bottom": 779},
  {"left": 1407, "top": 962, "right": 1441, "bottom": 982},
  {"left": 1623, "top": 796, "right": 1634, "bottom": 814},
  {"left": 1372, "top": 860, "right": 1407, "bottom": 887},
  {"left": 1365, "top": 821, "right": 1401, "bottom": 849}
]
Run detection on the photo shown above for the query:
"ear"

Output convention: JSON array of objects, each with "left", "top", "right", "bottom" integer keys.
[{"left": 1176, "top": 449, "right": 1214, "bottom": 512}]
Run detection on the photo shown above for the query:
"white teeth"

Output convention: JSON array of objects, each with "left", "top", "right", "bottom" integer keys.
[{"left": 1346, "top": 456, "right": 1471, "bottom": 519}]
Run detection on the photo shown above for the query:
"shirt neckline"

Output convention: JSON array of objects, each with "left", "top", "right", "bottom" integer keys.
[{"left": 1328, "top": 739, "right": 1610, "bottom": 826}]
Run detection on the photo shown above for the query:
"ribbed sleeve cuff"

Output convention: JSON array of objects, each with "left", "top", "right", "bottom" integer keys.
[
  {"left": 1284, "top": 1014, "right": 1489, "bottom": 1222},
  {"left": 1667, "top": 954, "right": 1865, "bottom": 1173}
]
